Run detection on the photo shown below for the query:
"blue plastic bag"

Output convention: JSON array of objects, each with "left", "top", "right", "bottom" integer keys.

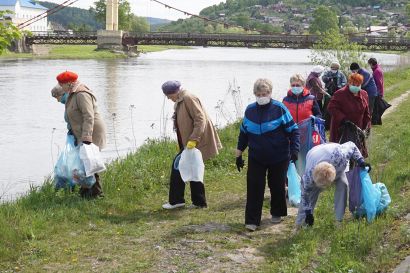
[
  {"left": 358, "top": 169, "right": 381, "bottom": 222},
  {"left": 287, "top": 162, "right": 301, "bottom": 206},
  {"left": 54, "top": 135, "right": 77, "bottom": 189},
  {"left": 54, "top": 135, "right": 96, "bottom": 189},
  {"left": 374, "top": 182, "right": 391, "bottom": 214},
  {"left": 295, "top": 116, "right": 326, "bottom": 176}
]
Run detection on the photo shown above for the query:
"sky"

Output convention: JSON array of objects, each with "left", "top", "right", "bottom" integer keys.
[{"left": 48, "top": 0, "right": 226, "bottom": 20}]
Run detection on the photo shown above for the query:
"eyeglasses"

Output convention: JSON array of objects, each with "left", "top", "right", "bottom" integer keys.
[{"left": 291, "top": 84, "right": 302, "bottom": 87}]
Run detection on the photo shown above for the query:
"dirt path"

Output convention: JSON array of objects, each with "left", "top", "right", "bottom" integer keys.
[{"left": 384, "top": 90, "right": 410, "bottom": 117}]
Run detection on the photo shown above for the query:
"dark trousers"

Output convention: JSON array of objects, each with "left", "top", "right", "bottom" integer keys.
[
  {"left": 368, "top": 95, "right": 376, "bottom": 116},
  {"left": 245, "top": 157, "right": 288, "bottom": 225},
  {"left": 79, "top": 173, "right": 103, "bottom": 198},
  {"left": 168, "top": 154, "right": 207, "bottom": 207},
  {"left": 317, "top": 99, "right": 323, "bottom": 113}
]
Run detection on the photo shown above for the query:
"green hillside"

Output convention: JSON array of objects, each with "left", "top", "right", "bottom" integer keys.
[{"left": 160, "top": 0, "right": 409, "bottom": 34}]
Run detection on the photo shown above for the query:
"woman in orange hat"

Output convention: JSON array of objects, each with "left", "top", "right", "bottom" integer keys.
[{"left": 56, "top": 71, "right": 107, "bottom": 198}]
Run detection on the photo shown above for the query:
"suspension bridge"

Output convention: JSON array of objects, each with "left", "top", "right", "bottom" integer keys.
[
  {"left": 17, "top": 0, "right": 410, "bottom": 51},
  {"left": 25, "top": 31, "right": 410, "bottom": 51}
]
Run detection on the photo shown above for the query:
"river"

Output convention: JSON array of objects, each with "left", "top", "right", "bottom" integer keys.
[{"left": 0, "top": 47, "right": 406, "bottom": 200}]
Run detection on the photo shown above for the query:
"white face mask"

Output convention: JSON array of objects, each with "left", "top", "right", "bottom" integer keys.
[
  {"left": 331, "top": 69, "right": 338, "bottom": 73},
  {"left": 256, "top": 96, "right": 271, "bottom": 105}
]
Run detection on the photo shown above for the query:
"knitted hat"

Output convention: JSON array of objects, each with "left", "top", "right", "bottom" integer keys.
[
  {"left": 312, "top": 65, "right": 324, "bottom": 74},
  {"left": 161, "top": 80, "right": 181, "bottom": 95},
  {"left": 56, "top": 71, "right": 78, "bottom": 84},
  {"left": 330, "top": 61, "right": 340, "bottom": 69},
  {"left": 51, "top": 85, "right": 65, "bottom": 98}
]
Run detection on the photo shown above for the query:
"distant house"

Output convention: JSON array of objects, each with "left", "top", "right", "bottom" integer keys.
[
  {"left": 368, "top": 26, "right": 389, "bottom": 34},
  {"left": 0, "top": 0, "right": 48, "bottom": 32}
]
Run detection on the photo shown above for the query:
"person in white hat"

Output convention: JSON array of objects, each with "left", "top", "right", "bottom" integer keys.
[{"left": 306, "top": 65, "right": 329, "bottom": 112}]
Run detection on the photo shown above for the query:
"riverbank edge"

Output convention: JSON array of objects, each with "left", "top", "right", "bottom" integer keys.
[
  {"left": 0, "top": 66, "right": 409, "bottom": 272},
  {"left": 0, "top": 44, "right": 191, "bottom": 60}
]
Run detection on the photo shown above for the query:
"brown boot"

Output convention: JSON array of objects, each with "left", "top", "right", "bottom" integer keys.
[{"left": 90, "top": 173, "right": 104, "bottom": 198}]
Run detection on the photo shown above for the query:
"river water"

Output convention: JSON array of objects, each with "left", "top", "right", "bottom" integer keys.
[{"left": 0, "top": 47, "right": 406, "bottom": 200}]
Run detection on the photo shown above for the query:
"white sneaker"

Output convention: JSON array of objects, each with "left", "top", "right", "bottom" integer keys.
[
  {"left": 245, "top": 224, "right": 257, "bottom": 231},
  {"left": 271, "top": 216, "right": 282, "bottom": 224},
  {"left": 162, "top": 203, "right": 185, "bottom": 210}
]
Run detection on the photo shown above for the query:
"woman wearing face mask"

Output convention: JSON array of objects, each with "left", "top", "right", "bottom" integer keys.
[
  {"left": 327, "top": 73, "right": 371, "bottom": 146},
  {"left": 51, "top": 85, "right": 71, "bottom": 132},
  {"left": 282, "top": 74, "right": 322, "bottom": 123},
  {"left": 236, "top": 78, "right": 300, "bottom": 231},
  {"left": 306, "top": 65, "right": 329, "bottom": 112},
  {"left": 56, "top": 71, "right": 107, "bottom": 198}
]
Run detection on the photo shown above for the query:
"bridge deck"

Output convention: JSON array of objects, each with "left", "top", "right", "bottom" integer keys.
[{"left": 26, "top": 32, "right": 410, "bottom": 51}]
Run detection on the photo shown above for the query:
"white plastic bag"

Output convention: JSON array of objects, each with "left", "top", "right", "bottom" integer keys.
[
  {"left": 178, "top": 148, "right": 205, "bottom": 183},
  {"left": 79, "top": 143, "right": 106, "bottom": 177}
]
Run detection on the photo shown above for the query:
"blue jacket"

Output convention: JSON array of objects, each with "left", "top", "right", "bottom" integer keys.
[
  {"left": 358, "top": 68, "right": 378, "bottom": 97},
  {"left": 322, "top": 70, "right": 347, "bottom": 92},
  {"left": 237, "top": 100, "right": 300, "bottom": 165}
]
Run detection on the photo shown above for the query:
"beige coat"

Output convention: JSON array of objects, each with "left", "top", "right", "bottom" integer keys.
[
  {"left": 175, "top": 91, "right": 222, "bottom": 161},
  {"left": 65, "top": 83, "right": 107, "bottom": 149}
]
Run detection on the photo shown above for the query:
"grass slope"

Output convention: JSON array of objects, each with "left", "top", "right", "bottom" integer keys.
[{"left": 0, "top": 67, "right": 409, "bottom": 272}]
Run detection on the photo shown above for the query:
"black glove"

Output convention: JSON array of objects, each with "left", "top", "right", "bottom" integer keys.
[
  {"left": 305, "top": 211, "right": 314, "bottom": 226},
  {"left": 358, "top": 161, "right": 372, "bottom": 173},
  {"left": 236, "top": 155, "right": 245, "bottom": 172},
  {"left": 341, "top": 119, "right": 350, "bottom": 126},
  {"left": 290, "top": 153, "right": 298, "bottom": 163},
  {"left": 83, "top": 141, "right": 92, "bottom": 145}
]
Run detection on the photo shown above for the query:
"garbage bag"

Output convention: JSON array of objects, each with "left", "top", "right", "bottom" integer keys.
[
  {"left": 178, "top": 148, "right": 205, "bottom": 183},
  {"left": 358, "top": 169, "right": 381, "bottom": 222},
  {"left": 54, "top": 135, "right": 96, "bottom": 189},
  {"left": 54, "top": 135, "right": 76, "bottom": 189},
  {"left": 295, "top": 116, "right": 326, "bottom": 176},
  {"left": 287, "top": 162, "right": 301, "bottom": 206},
  {"left": 372, "top": 96, "right": 391, "bottom": 125},
  {"left": 346, "top": 166, "right": 362, "bottom": 213},
  {"left": 79, "top": 143, "right": 106, "bottom": 176},
  {"left": 374, "top": 182, "right": 391, "bottom": 214}
]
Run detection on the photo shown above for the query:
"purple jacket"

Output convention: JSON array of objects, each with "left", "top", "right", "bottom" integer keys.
[{"left": 372, "top": 64, "right": 384, "bottom": 97}]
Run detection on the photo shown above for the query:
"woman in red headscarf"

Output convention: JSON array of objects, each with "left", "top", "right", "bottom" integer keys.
[{"left": 56, "top": 71, "right": 107, "bottom": 198}]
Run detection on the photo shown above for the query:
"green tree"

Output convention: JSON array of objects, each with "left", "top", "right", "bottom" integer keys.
[
  {"left": 309, "top": 6, "right": 339, "bottom": 34},
  {"left": 91, "top": 0, "right": 133, "bottom": 31},
  {"left": 0, "top": 11, "right": 22, "bottom": 55},
  {"left": 129, "top": 15, "right": 149, "bottom": 33},
  {"left": 309, "top": 29, "right": 366, "bottom": 76},
  {"left": 406, "top": 3, "right": 410, "bottom": 23}
]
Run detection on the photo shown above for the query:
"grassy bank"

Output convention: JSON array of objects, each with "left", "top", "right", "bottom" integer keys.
[
  {"left": 1, "top": 68, "right": 410, "bottom": 272},
  {"left": 0, "top": 44, "right": 189, "bottom": 60}
]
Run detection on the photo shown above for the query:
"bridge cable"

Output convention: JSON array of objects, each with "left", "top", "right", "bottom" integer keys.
[
  {"left": 149, "top": 0, "right": 258, "bottom": 33},
  {"left": 18, "top": 0, "right": 79, "bottom": 29}
]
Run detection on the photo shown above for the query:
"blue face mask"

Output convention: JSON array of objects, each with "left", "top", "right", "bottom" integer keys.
[
  {"left": 349, "top": 85, "right": 361, "bottom": 93},
  {"left": 291, "top": 86, "right": 303, "bottom": 95},
  {"left": 60, "top": 93, "right": 68, "bottom": 104}
]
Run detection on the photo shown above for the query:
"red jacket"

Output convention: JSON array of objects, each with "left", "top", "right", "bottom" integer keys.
[
  {"left": 282, "top": 88, "right": 322, "bottom": 123},
  {"left": 327, "top": 86, "right": 371, "bottom": 143}
]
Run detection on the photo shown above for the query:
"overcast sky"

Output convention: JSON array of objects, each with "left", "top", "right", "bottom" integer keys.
[{"left": 48, "top": 0, "right": 226, "bottom": 20}]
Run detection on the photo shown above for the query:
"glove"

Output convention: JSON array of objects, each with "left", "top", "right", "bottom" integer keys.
[
  {"left": 290, "top": 153, "right": 298, "bottom": 163},
  {"left": 236, "top": 155, "right": 245, "bottom": 172},
  {"left": 186, "top": 140, "right": 197, "bottom": 149},
  {"left": 305, "top": 211, "right": 314, "bottom": 226},
  {"left": 82, "top": 141, "right": 92, "bottom": 145},
  {"left": 341, "top": 119, "right": 350, "bottom": 126},
  {"left": 358, "top": 160, "right": 372, "bottom": 173}
]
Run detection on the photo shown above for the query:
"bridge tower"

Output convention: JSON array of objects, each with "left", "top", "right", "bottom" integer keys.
[{"left": 97, "top": 0, "right": 123, "bottom": 50}]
